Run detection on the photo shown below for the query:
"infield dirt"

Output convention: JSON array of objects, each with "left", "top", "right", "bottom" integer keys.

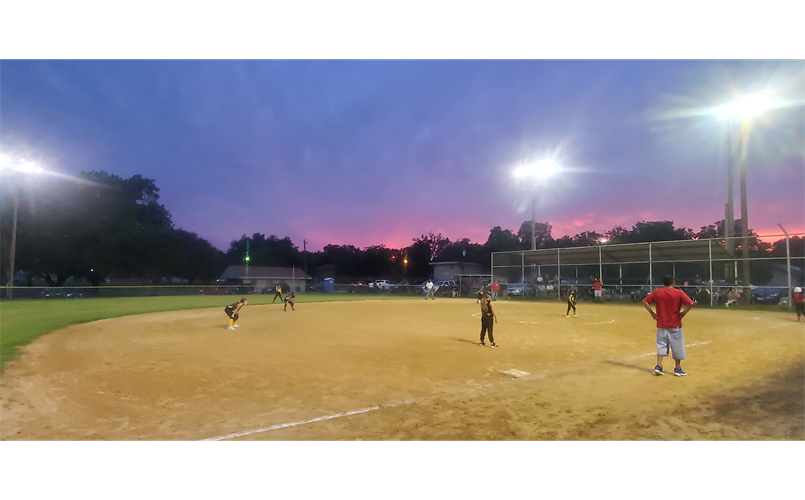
[{"left": 1, "top": 298, "right": 803, "bottom": 440}]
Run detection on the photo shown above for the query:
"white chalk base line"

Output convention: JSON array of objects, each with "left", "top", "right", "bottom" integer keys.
[{"left": 202, "top": 399, "right": 419, "bottom": 441}]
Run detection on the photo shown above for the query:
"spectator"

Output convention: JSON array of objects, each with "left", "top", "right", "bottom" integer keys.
[
  {"left": 593, "top": 278, "right": 603, "bottom": 303},
  {"left": 725, "top": 288, "right": 739, "bottom": 307}
]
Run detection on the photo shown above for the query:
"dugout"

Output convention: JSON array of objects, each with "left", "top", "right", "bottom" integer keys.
[
  {"left": 451, "top": 274, "right": 492, "bottom": 297},
  {"left": 491, "top": 235, "right": 804, "bottom": 306}
]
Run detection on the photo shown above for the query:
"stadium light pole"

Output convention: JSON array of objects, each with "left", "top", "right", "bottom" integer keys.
[
  {"left": 722, "top": 121, "right": 736, "bottom": 279},
  {"left": 513, "top": 159, "right": 561, "bottom": 250},
  {"left": 2, "top": 156, "right": 45, "bottom": 299},
  {"left": 713, "top": 93, "right": 777, "bottom": 292}
]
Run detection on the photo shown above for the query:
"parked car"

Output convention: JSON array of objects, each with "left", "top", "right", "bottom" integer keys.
[
  {"left": 507, "top": 283, "right": 534, "bottom": 297},
  {"left": 752, "top": 287, "right": 785, "bottom": 305},
  {"left": 433, "top": 280, "right": 457, "bottom": 296},
  {"left": 372, "top": 280, "right": 395, "bottom": 290},
  {"left": 630, "top": 286, "right": 652, "bottom": 302},
  {"left": 260, "top": 284, "right": 289, "bottom": 294},
  {"left": 37, "top": 288, "right": 84, "bottom": 299}
]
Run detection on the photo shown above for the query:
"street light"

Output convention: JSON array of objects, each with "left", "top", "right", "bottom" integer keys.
[
  {"left": 2, "top": 156, "right": 45, "bottom": 299},
  {"left": 513, "top": 159, "right": 561, "bottom": 250}
]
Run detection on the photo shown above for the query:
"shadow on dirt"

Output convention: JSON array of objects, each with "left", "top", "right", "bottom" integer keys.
[
  {"left": 601, "top": 360, "right": 655, "bottom": 374},
  {"left": 680, "top": 362, "right": 805, "bottom": 439}
]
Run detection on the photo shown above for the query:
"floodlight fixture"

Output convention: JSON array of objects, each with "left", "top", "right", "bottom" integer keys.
[
  {"left": 713, "top": 93, "right": 776, "bottom": 120},
  {"left": 513, "top": 159, "right": 561, "bottom": 181},
  {"left": 19, "top": 160, "right": 44, "bottom": 175}
]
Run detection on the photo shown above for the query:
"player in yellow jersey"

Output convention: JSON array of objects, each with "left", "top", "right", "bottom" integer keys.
[
  {"left": 272, "top": 284, "right": 284, "bottom": 303},
  {"left": 566, "top": 289, "right": 578, "bottom": 317}
]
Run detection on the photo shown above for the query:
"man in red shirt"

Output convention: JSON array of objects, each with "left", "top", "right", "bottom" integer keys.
[
  {"left": 491, "top": 281, "right": 500, "bottom": 301},
  {"left": 593, "top": 278, "right": 603, "bottom": 303},
  {"left": 643, "top": 275, "right": 693, "bottom": 376},
  {"left": 794, "top": 287, "right": 804, "bottom": 322}
]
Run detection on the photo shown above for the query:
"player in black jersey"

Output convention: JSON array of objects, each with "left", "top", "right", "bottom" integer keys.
[
  {"left": 284, "top": 291, "right": 296, "bottom": 311},
  {"left": 225, "top": 298, "right": 247, "bottom": 330}
]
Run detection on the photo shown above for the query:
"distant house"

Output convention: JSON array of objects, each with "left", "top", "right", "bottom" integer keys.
[
  {"left": 429, "top": 261, "right": 488, "bottom": 281},
  {"left": 218, "top": 266, "right": 312, "bottom": 293}
]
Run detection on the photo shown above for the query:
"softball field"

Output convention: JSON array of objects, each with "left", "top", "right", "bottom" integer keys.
[{"left": 1, "top": 298, "right": 803, "bottom": 440}]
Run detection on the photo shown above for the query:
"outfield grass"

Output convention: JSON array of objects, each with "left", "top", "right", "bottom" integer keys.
[{"left": 0, "top": 293, "right": 419, "bottom": 371}]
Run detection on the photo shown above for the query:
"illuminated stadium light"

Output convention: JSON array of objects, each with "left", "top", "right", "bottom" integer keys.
[
  {"left": 513, "top": 158, "right": 562, "bottom": 251},
  {"left": 18, "top": 159, "right": 44, "bottom": 175},
  {"left": 0, "top": 156, "right": 44, "bottom": 175},
  {"left": 513, "top": 159, "right": 561, "bottom": 181},
  {"left": 4, "top": 156, "right": 47, "bottom": 300},
  {"left": 713, "top": 93, "right": 777, "bottom": 120}
]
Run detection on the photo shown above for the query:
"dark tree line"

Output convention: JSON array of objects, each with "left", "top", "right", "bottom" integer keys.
[
  {"left": 1, "top": 171, "right": 224, "bottom": 286},
  {"left": 2, "top": 172, "right": 801, "bottom": 287}
]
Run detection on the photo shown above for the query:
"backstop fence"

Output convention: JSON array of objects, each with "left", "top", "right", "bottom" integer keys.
[{"left": 490, "top": 234, "right": 805, "bottom": 308}]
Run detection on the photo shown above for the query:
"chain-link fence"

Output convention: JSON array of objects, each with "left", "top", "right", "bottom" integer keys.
[{"left": 491, "top": 234, "right": 804, "bottom": 307}]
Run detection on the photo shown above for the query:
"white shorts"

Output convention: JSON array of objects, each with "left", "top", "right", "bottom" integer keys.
[
  {"left": 594, "top": 290, "right": 602, "bottom": 297},
  {"left": 656, "top": 327, "right": 686, "bottom": 360}
]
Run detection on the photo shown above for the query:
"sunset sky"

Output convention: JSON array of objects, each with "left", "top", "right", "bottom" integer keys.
[{"left": 2, "top": 59, "right": 803, "bottom": 251}]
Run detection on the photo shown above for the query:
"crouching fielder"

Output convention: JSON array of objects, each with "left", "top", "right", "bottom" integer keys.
[
  {"left": 225, "top": 298, "right": 247, "bottom": 330},
  {"left": 284, "top": 291, "right": 296, "bottom": 311}
]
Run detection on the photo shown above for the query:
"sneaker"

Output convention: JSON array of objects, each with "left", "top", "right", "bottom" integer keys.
[
  {"left": 228, "top": 327, "right": 235, "bottom": 331},
  {"left": 674, "top": 367, "right": 687, "bottom": 377},
  {"left": 653, "top": 365, "right": 664, "bottom": 376},
  {"left": 233, "top": 324, "right": 240, "bottom": 328},
  {"left": 490, "top": 343, "right": 499, "bottom": 348},
  {"left": 479, "top": 342, "right": 486, "bottom": 346},
  {"left": 566, "top": 315, "right": 570, "bottom": 318}
]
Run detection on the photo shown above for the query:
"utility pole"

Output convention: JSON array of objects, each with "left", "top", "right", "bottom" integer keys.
[
  {"left": 7, "top": 190, "right": 19, "bottom": 299},
  {"left": 303, "top": 239, "right": 308, "bottom": 285},
  {"left": 531, "top": 193, "right": 536, "bottom": 251},
  {"left": 725, "top": 124, "right": 735, "bottom": 282},
  {"left": 778, "top": 223, "right": 793, "bottom": 310},
  {"left": 738, "top": 121, "right": 751, "bottom": 292}
]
